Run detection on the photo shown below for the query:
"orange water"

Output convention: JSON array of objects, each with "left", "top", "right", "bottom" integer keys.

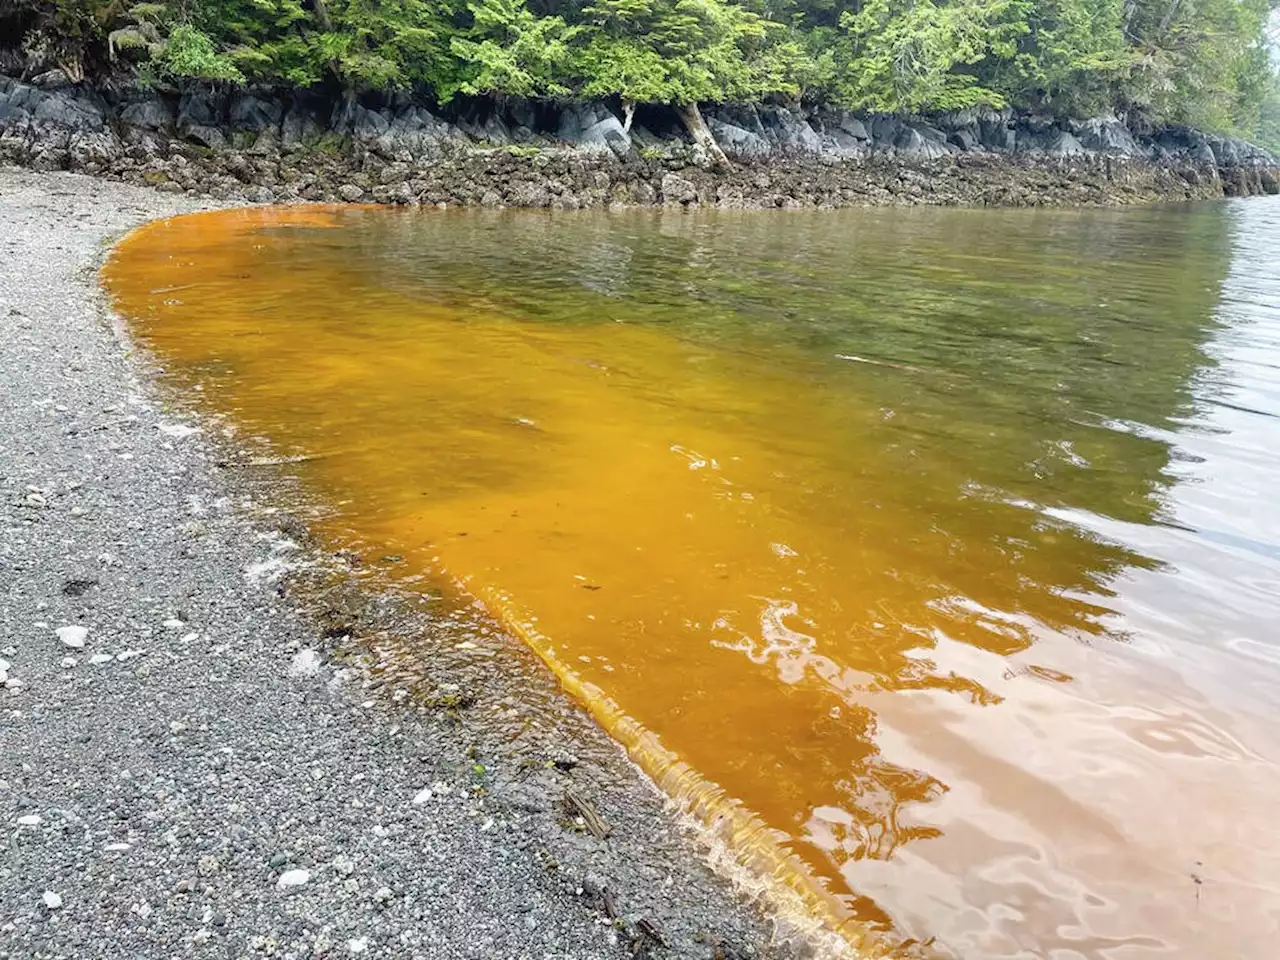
[{"left": 104, "top": 202, "right": 1280, "bottom": 958}]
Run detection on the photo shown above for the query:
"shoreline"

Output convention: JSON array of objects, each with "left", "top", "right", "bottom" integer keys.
[
  {"left": 0, "top": 168, "right": 817, "bottom": 960},
  {"left": 2, "top": 75, "right": 1278, "bottom": 210}
]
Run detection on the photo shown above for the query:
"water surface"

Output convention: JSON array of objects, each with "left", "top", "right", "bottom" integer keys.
[{"left": 105, "top": 199, "right": 1280, "bottom": 958}]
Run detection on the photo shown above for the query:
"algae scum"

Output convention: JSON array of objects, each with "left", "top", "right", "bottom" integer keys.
[{"left": 105, "top": 200, "right": 1280, "bottom": 959}]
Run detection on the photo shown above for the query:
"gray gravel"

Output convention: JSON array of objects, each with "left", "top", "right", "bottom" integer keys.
[{"left": 0, "top": 169, "right": 803, "bottom": 960}]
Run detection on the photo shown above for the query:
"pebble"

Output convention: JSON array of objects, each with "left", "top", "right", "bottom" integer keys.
[
  {"left": 60, "top": 656, "right": 77, "bottom": 668},
  {"left": 347, "top": 937, "right": 369, "bottom": 954},
  {"left": 276, "top": 869, "right": 310, "bottom": 889},
  {"left": 17, "top": 814, "right": 42, "bottom": 827},
  {"left": 161, "top": 618, "right": 185, "bottom": 629},
  {"left": 56, "top": 625, "right": 88, "bottom": 648},
  {"left": 88, "top": 653, "right": 113, "bottom": 665},
  {"left": 41, "top": 891, "right": 63, "bottom": 911},
  {"left": 412, "top": 788, "right": 433, "bottom": 805}
]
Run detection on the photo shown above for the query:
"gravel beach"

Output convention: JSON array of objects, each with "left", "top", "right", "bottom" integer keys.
[{"left": 0, "top": 169, "right": 797, "bottom": 960}]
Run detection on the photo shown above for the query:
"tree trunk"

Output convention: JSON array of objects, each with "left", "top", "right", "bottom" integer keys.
[
  {"left": 622, "top": 99, "right": 635, "bottom": 134},
  {"left": 310, "top": 0, "right": 334, "bottom": 30},
  {"left": 1156, "top": 0, "right": 1183, "bottom": 40},
  {"left": 675, "top": 102, "right": 732, "bottom": 171}
]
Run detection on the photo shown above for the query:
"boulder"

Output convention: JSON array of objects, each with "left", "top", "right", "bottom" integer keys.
[
  {"left": 707, "top": 118, "right": 770, "bottom": 157},
  {"left": 894, "top": 126, "right": 950, "bottom": 159},
  {"left": 1075, "top": 116, "right": 1143, "bottom": 157},
  {"left": 280, "top": 104, "right": 323, "bottom": 151},
  {"left": 120, "top": 98, "right": 173, "bottom": 132},
  {"left": 578, "top": 116, "right": 631, "bottom": 157},
  {"left": 758, "top": 106, "right": 821, "bottom": 152},
  {"left": 1045, "top": 130, "right": 1086, "bottom": 157},
  {"left": 948, "top": 129, "right": 980, "bottom": 152},
  {"left": 870, "top": 115, "right": 902, "bottom": 151},
  {"left": 660, "top": 172, "right": 698, "bottom": 205},
  {"left": 229, "top": 94, "right": 283, "bottom": 133},
  {"left": 558, "top": 102, "right": 630, "bottom": 155}
]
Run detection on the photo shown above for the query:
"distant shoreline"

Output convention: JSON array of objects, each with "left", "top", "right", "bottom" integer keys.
[{"left": 3, "top": 75, "right": 1278, "bottom": 210}]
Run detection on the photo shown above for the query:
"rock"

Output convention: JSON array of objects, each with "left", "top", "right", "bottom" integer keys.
[
  {"left": 120, "top": 99, "right": 174, "bottom": 132},
  {"left": 707, "top": 118, "right": 770, "bottom": 158},
  {"left": 948, "top": 129, "right": 980, "bottom": 152},
  {"left": 229, "top": 95, "right": 282, "bottom": 133},
  {"left": 373, "top": 886, "right": 393, "bottom": 905},
  {"left": 88, "top": 653, "right": 113, "bottom": 665},
  {"left": 412, "top": 787, "right": 433, "bottom": 805},
  {"left": 758, "top": 106, "right": 822, "bottom": 153},
  {"left": 331, "top": 854, "right": 355, "bottom": 877},
  {"left": 894, "top": 126, "right": 950, "bottom": 159},
  {"left": 347, "top": 938, "right": 369, "bottom": 955},
  {"left": 1076, "top": 116, "right": 1143, "bottom": 157},
  {"left": 1046, "top": 130, "right": 1086, "bottom": 157},
  {"left": 41, "top": 891, "right": 63, "bottom": 911},
  {"left": 660, "top": 172, "right": 697, "bottom": 205},
  {"left": 276, "top": 869, "right": 310, "bottom": 889},
  {"left": 338, "top": 183, "right": 365, "bottom": 202},
  {"left": 16, "top": 814, "right": 41, "bottom": 827},
  {"left": 56, "top": 625, "right": 88, "bottom": 649}
]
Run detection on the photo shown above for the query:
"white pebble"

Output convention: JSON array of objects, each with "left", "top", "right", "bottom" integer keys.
[
  {"left": 162, "top": 619, "right": 185, "bottom": 630},
  {"left": 289, "top": 649, "right": 322, "bottom": 677},
  {"left": 4, "top": 678, "right": 22, "bottom": 690},
  {"left": 41, "top": 891, "right": 62, "bottom": 911},
  {"left": 104, "top": 842, "right": 131, "bottom": 852},
  {"left": 412, "top": 788, "right": 433, "bottom": 805},
  {"left": 347, "top": 938, "right": 369, "bottom": 955},
  {"left": 61, "top": 657, "right": 77, "bottom": 669},
  {"left": 115, "top": 649, "right": 145, "bottom": 662},
  {"left": 276, "top": 869, "right": 310, "bottom": 889},
  {"left": 56, "top": 625, "right": 88, "bottom": 649},
  {"left": 88, "top": 654, "right": 114, "bottom": 665},
  {"left": 158, "top": 422, "right": 200, "bottom": 438},
  {"left": 16, "top": 814, "right": 42, "bottom": 827}
]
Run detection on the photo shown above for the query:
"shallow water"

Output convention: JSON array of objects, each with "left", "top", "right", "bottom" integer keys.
[{"left": 105, "top": 199, "right": 1280, "bottom": 958}]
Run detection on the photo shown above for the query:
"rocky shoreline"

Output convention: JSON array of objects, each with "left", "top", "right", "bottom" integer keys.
[{"left": 3, "top": 74, "right": 1278, "bottom": 209}]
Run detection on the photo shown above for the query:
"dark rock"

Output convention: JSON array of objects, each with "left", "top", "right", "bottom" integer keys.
[
  {"left": 948, "top": 129, "right": 980, "bottom": 152},
  {"left": 894, "top": 126, "right": 949, "bottom": 159},
  {"left": 758, "top": 106, "right": 821, "bottom": 153},
  {"left": 707, "top": 118, "right": 770, "bottom": 158},
  {"left": 1076, "top": 116, "right": 1143, "bottom": 157},
  {"left": 229, "top": 95, "right": 282, "bottom": 133},
  {"left": 120, "top": 98, "right": 173, "bottom": 132},
  {"left": 1045, "top": 130, "right": 1086, "bottom": 157},
  {"left": 338, "top": 183, "right": 365, "bottom": 202}
]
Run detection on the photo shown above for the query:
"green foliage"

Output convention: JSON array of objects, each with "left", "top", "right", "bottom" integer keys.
[
  {"left": 448, "top": 0, "right": 580, "bottom": 98},
  {"left": 158, "top": 23, "right": 243, "bottom": 81},
  {"left": 829, "top": 0, "right": 1027, "bottom": 111},
  {"left": 3, "top": 0, "right": 1278, "bottom": 147}
]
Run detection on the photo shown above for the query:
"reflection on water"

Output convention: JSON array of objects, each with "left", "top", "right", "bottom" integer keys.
[{"left": 104, "top": 199, "right": 1280, "bottom": 958}]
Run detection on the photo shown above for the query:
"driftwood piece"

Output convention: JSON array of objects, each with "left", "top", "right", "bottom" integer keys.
[{"left": 564, "top": 787, "right": 611, "bottom": 840}]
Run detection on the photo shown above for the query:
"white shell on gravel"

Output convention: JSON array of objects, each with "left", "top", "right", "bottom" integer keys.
[
  {"left": 89, "top": 653, "right": 113, "bottom": 665},
  {"left": 17, "top": 814, "right": 42, "bottom": 827},
  {"left": 56, "top": 625, "right": 87, "bottom": 648},
  {"left": 162, "top": 618, "right": 185, "bottom": 629},
  {"left": 41, "top": 891, "right": 63, "bottom": 910},
  {"left": 276, "top": 869, "right": 310, "bottom": 889},
  {"left": 412, "top": 788, "right": 433, "bottom": 805}
]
